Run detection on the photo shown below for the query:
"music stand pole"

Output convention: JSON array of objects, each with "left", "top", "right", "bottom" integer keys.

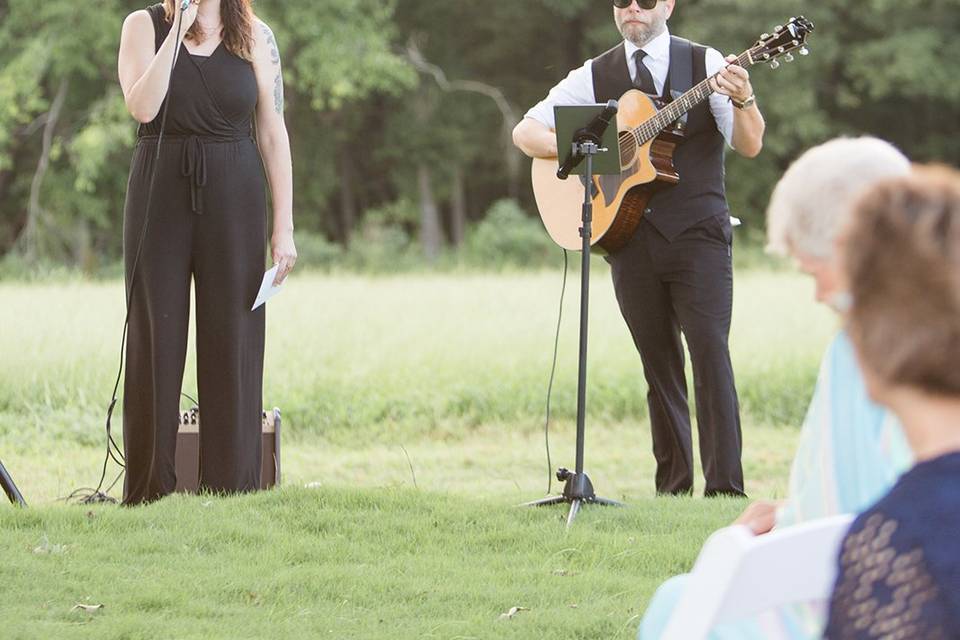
[
  {"left": 0, "top": 458, "right": 26, "bottom": 507},
  {"left": 524, "top": 134, "right": 625, "bottom": 528}
]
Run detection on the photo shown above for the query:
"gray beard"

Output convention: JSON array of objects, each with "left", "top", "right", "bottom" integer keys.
[{"left": 620, "top": 23, "right": 664, "bottom": 48}]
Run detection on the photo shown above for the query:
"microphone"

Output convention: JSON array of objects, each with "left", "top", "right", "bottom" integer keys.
[
  {"left": 180, "top": 0, "right": 190, "bottom": 11},
  {"left": 557, "top": 100, "right": 619, "bottom": 180}
]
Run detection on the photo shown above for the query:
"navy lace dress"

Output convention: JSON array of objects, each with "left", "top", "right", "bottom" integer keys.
[{"left": 824, "top": 452, "right": 960, "bottom": 639}]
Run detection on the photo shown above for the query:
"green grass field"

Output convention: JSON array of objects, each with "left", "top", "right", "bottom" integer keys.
[{"left": 0, "top": 266, "right": 834, "bottom": 638}]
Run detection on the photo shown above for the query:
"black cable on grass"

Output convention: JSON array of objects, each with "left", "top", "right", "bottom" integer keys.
[{"left": 543, "top": 248, "right": 568, "bottom": 495}]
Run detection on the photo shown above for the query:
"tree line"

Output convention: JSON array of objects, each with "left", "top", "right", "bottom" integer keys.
[{"left": 1, "top": 0, "right": 957, "bottom": 272}]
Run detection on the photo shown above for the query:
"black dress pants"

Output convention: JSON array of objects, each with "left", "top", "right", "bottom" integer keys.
[
  {"left": 121, "top": 137, "right": 267, "bottom": 505},
  {"left": 607, "top": 216, "right": 744, "bottom": 496}
]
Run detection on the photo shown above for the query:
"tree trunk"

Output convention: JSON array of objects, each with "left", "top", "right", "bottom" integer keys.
[
  {"left": 418, "top": 164, "right": 443, "bottom": 261},
  {"left": 564, "top": 7, "right": 589, "bottom": 73},
  {"left": 450, "top": 166, "right": 467, "bottom": 247},
  {"left": 74, "top": 218, "right": 94, "bottom": 274},
  {"left": 338, "top": 146, "right": 357, "bottom": 247},
  {"left": 18, "top": 77, "right": 69, "bottom": 262},
  {"left": 0, "top": 168, "right": 14, "bottom": 248},
  {"left": 503, "top": 123, "right": 522, "bottom": 201}
]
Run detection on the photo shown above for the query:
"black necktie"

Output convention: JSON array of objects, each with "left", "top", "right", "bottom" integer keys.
[{"left": 633, "top": 50, "right": 657, "bottom": 95}]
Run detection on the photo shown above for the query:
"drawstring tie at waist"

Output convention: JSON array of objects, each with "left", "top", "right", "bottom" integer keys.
[
  {"left": 137, "top": 133, "right": 252, "bottom": 215},
  {"left": 180, "top": 136, "right": 208, "bottom": 214}
]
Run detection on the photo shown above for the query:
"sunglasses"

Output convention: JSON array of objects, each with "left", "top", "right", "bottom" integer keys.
[{"left": 613, "top": 0, "right": 661, "bottom": 9}]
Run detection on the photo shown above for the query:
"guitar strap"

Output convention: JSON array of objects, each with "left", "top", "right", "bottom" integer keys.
[{"left": 668, "top": 36, "right": 696, "bottom": 132}]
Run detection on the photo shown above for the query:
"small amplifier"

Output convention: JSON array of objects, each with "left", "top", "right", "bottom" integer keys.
[{"left": 175, "top": 407, "right": 281, "bottom": 493}]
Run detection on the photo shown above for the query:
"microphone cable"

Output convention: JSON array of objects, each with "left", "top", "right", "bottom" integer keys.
[
  {"left": 69, "top": 8, "right": 188, "bottom": 505},
  {"left": 542, "top": 248, "right": 568, "bottom": 495}
]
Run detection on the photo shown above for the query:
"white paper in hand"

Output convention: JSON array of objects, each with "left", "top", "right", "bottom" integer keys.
[{"left": 251, "top": 264, "right": 283, "bottom": 311}]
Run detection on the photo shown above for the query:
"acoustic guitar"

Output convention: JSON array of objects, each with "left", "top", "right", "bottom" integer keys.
[{"left": 531, "top": 16, "right": 815, "bottom": 252}]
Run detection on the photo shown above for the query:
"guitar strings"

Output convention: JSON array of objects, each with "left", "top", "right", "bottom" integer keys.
[{"left": 624, "top": 49, "right": 752, "bottom": 149}]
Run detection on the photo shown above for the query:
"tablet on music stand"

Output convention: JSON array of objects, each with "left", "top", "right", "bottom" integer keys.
[{"left": 553, "top": 104, "right": 622, "bottom": 176}]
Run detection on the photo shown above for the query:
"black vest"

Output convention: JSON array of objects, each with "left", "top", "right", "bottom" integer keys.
[{"left": 592, "top": 38, "right": 729, "bottom": 241}]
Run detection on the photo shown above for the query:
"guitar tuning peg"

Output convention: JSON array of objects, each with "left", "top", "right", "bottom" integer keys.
[
  {"left": 799, "top": 47, "right": 810, "bottom": 56},
  {"left": 774, "top": 25, "right": 783, "bottom": 33},
  {"left": 761, "top": 33, "right": 770, "bottom": 40},
  {"left": 784, "top": 53, "right": 795, "bottom": 62},
  {"left": 769, "top": 59, "right": 781, "bottom": 70}
]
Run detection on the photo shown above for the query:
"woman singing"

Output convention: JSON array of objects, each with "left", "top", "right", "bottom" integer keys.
[{"left": 117, "top": 0, "right": 296, "bottom": 504}]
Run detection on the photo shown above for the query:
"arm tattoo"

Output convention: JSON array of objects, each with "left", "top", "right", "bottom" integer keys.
[
  {"left": 274, "top": 73, "right": 284, "bottom": 114},
  {"left": 260, "top": 23, "right": 284, "bottom": 114},
  {"left": 262, "top": 23, "right": 280, "bottom": 66}
]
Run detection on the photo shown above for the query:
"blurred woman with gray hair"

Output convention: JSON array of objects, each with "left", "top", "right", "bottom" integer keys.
[
  {"left": 762, "top": 136, "right": 913, "bottom": 528},
  {"left": 639, "top": 137, "right": 913, "bottom": 639}
]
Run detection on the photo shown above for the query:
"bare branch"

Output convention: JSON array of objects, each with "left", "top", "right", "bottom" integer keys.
[
  {"left": 21, "top": 113, "right": 50, "bottom": 137},
  {"left": 404, "top": 39, "right": 522, "bottom": 198},
  {"left": 406, "top": 40, "right": 520, "bottom": 126}
]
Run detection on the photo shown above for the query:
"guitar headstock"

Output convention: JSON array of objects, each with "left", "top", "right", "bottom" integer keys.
[{"left": 747, "top": 16, "right": 815, "bottom": 69}]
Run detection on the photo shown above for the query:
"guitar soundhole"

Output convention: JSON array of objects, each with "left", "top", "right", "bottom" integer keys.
[{"left": 618, "top": 131, "right": 638, "bottom": 171}]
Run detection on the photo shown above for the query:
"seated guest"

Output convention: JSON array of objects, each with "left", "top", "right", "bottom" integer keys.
[
  {"left": 825, "top": 166, "right": 960, "bottom": 639},
  {"left": 639, "top": 137, "right": 912, "bottom": 640}
]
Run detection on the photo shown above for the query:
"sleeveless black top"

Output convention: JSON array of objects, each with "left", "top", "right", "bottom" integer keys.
[{"left": 138, "top": 3, "right": 258, "bottom": 140}]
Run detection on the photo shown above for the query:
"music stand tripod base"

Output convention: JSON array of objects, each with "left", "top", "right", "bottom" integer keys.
[
  {"left": 523, "top": 468, "right": 624, "bottom": 528},
  {"left": 0, "top": 458, "right": 27, "bottom": 507},
  {"left": 524, "top": 103, "right": 626, "bottom": 528}
]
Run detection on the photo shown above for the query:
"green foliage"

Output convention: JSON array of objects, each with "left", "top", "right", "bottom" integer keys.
[
  {"left": 464, "top": 199, "right": 557, "bottom": 270},
  {"left": 269, "top": 0, "right": 418, "bottom": 112},
  {"left": 338, "top": 198, "right": 421, "bottom": 271},
  {"left": 0, "top": 0, "right": 957, "bottom": 268},
  {"left": 0, "top": 40, "right": 50, "bottom": 171},
  {"left": 289, "top": 230, "right": 344, "bottom": 270},
  {"left": 290, "top": 199, "right": 563, "bottom": 274},
  {"left": 69, "top": 89, "right": 136, "bottom": 199}
]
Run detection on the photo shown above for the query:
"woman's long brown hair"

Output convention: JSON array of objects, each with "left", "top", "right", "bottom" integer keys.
[{"left": 162, "top": 0, "right": 256, "bottom": 61}]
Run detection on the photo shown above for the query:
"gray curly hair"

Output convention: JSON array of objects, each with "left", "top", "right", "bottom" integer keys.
[{"left": 766, "top": 137, "right": 910, "bottom": 259}]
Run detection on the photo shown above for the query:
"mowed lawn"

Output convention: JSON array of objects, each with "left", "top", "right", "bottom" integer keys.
[{"left": 0, "top": 267, "right": 835, "bottom": 638}]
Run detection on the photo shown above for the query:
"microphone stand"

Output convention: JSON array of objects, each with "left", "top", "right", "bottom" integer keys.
[
  {"left": 0, "top": 459, "right": 26, "bottom": 507},
  {"left": 524, "top": 112, "right": 625, "bottom": 528}
]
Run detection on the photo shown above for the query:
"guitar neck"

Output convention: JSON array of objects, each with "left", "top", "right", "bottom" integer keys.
[{"left": 634, "top": 50, "right": 752, "bottom": 144}]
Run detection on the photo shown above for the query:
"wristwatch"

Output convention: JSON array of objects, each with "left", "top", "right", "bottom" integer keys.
[{"left": 731, "top": 94, "right": 756, "bottom": 110}]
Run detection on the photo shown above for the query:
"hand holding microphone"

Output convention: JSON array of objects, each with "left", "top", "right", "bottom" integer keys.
[{"left": 174, "top": 0, "right": 201, "bottom": 34}]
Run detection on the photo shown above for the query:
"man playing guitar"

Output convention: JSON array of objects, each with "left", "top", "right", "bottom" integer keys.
[{"left": 513, "top": 0, "right": 765, "bottom": 497}]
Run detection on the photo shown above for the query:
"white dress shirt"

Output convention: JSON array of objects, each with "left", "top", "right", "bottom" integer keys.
[{"left": 525, "top": 28, "right": 735, "bottom": 147}]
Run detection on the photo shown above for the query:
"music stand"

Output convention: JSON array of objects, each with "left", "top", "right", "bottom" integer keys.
[
  {"left": 524, "top": 104, "right": 625, "bottom": 528},
  {"left": 1, "top": 458, "right": 26, "bottom": 506}
]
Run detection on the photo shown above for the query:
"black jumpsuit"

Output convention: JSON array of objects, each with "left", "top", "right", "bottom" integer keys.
[{"left": 122, "top": 4, "right": 266, "bottom": 504}]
